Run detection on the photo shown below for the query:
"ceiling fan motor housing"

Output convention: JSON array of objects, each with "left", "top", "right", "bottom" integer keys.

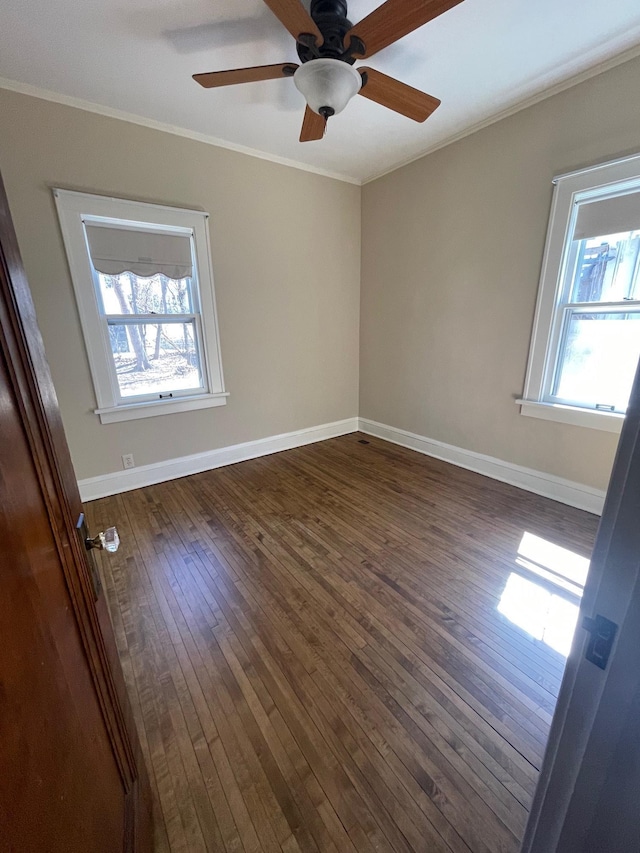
[
  {"left": 193, "top": 0, "right": 452, "bottom": 141},
  {"left": 296, "top": 0, "right": 364, "bottom": 64}
]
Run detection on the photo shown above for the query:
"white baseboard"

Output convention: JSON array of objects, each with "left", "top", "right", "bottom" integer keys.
[
  {"left": 358, "top": 417, "right": 606, "bottom": 515},
  {"left": 78, "top": 417, "right": 359, "bottom": 501},
  {"left": 78, "top": 413, "right": 606, "bottom": 514}
]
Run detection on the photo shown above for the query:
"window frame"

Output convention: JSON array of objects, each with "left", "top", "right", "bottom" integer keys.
[
  {"left": 518, "top": 153, "right": 640, "bottom": 434},
  {"left": 54, "top": 190, "right": 227, "bottom": 424}
]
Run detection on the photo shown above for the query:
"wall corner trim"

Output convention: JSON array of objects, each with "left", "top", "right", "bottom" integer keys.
[
  {"left": 78, "top": 417, "right": 359, "bottom": 501},
  {"left": 358, "top": 417, "right": 606, "bottom": 515},
  {"left": 0, "top": 76, "right": 361, "bottom": 186}
]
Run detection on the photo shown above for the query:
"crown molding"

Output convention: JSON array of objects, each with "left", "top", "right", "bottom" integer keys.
[
  {"left": 0, "top": 76, "right": 360, "bottom": 186},
  {"left": 2, "top": 37, "right": 640, "bottom": 189},
  {"left": 361, "top": 41, "right": 640, "bottom": 185}
]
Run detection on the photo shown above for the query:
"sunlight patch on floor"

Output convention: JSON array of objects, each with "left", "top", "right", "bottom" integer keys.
[{"left": 498, "top": 533, "right": 591, "bottom": 657}]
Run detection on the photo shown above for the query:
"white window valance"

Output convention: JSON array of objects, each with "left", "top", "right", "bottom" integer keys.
[
  {"left": 573, "top": 191, "right": 640, "bottom": 241},
  {"left": 55, "top": 189, "right": 226, "bottom": 424},
  {"left": 84, "top": 224, "right": 193, "bottom": 279}
]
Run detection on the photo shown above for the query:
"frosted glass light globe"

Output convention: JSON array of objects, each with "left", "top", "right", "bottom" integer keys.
[{"left": 294, "top": 58, "right": 362, "bottom": 117}]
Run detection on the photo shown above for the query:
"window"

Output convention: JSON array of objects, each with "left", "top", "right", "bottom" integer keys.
[
  {"left": 519, "top": 153, "right": 640, "bottom": 433},
  {"left": 54, "top": 190, "right": 226, "bottom": 423}
]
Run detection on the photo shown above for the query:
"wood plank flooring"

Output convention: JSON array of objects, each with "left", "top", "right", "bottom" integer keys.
[{"left": 87, "top": 434, "right": 599, "bottom": 853}]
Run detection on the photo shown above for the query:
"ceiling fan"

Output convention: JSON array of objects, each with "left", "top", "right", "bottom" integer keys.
[{"left": 192, "top": 0, "right": 464, "bottom": 141}]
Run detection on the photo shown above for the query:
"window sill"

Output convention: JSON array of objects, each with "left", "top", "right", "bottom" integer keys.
[
  {"left": 95, "top": 392, "right": 229, "bottom": 424},
  {"left": 516, "top": 399, "right": 624, "bottom": 433}
]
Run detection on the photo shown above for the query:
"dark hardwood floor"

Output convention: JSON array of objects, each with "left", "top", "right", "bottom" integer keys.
[{"left": 87, "top": 433, "right": 599, "bottom": 853}]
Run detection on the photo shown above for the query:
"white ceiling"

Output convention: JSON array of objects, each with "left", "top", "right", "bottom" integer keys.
[{"left": 1, "top": 0, "right": 640, "bottom": 183}]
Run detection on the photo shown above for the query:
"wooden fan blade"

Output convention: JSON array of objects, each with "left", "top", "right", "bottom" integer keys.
[
  {"left": 261, "top": 0, "right": 324, "bottom": 44},
  {"left": 358, "top": 67, "right": 440, "bottom": 121},
  {"left": 346, "top": 0, "right": 464, "bottom": 58},
  {"left": 193, "top": 63, "right": 298, "bottom": 88},
  {"left": 300, "top": 106, "right": 325, "bottom": 142}
]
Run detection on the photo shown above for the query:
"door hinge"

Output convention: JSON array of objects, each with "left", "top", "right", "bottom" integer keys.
[{"left": 582, "top": 613, "right": 618, "bottom": 670}]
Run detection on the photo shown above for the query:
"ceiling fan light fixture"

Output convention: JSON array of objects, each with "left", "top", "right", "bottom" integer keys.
[{"left": 293, "top": 58, "right": 362, "bottom": 117}]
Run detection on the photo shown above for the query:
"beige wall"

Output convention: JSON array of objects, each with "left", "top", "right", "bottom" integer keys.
[
  {"left": 2, "top": 55, "right": 638, "bottom": 492},
  {"left": 360, "top": 56, "right": 640, "bottom": 491},
  {"left": 0, "top": 89, "right": 361, "bottom": 480}
]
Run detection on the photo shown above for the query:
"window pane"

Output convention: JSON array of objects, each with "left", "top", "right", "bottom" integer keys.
[
  {"left": 553, "top": 311, "right": 640, "bottom": 411},
  {"left": 109, "top": 321, "right": 203, "bottom": 399},
  {"left": 569, "top": 231, "right": 640, "bottom": 303},
  {"left": 99, "top": 272, "right": 193, "bottom": 315}
]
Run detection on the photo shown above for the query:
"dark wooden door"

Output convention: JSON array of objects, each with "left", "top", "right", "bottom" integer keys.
[
  {"left": 0, "top": 173, "right": 152, "bottom": 852},
  {"left": 521, "top": 351, "right": 640, "bottom": 851}
]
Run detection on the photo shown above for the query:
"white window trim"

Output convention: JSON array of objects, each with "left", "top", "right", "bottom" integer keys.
[
  {"left": 54, "top": 189, "right": 227, "bottom": 424},
  {"left": 518, "top": 152, "right": 640, "bottom": 434}
]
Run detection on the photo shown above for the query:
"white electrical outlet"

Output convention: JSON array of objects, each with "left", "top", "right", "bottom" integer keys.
[{"left": 122, "top": 453, "right": 135, "bottom": 470}]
